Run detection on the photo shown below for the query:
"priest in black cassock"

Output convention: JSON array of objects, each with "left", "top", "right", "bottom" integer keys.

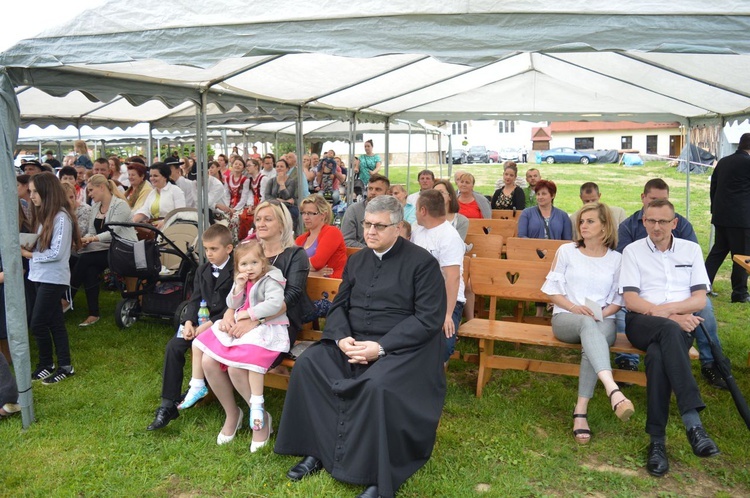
[{"left": 274, "top": 195, "right": 447, "bottom": 498}]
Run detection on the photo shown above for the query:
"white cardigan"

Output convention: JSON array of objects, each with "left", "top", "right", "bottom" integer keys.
[{"left": 133, "top": 182, "right": 186, "bottom": 219}]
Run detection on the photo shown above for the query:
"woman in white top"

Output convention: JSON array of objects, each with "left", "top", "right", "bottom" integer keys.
[
  {"left": 132, "top": 162, "right": 186, "bottom": 228},
  {"left": 541, "top": 202, "right": 634, "bottom": 444}
]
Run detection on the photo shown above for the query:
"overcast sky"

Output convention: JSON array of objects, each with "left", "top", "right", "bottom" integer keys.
[{"left": 2, "top": 0, "right": 103, "bottom": 52}]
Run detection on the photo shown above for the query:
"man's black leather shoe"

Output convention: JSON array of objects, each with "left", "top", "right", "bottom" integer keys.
[
  {"left": 147, "top": 405, "right": 179, "bottom": 431},
  {"left": 286, "top": 456, "right": 323, "bottom": 481},
  {"left": 356, "top": 485, "right": 379, "bottom": 498},
  {"left": 686, "top": 426, "right": 721, "bottom": 457},
  {"left": 646, "top": 442, "right": 669, "bottom": 477},
  {"left": 731, "top": 296, "right": 750, "bottom": 303}
]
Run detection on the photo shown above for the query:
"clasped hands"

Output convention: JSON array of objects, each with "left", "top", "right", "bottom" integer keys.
[
  {"left": 339, "top": 337, "right": 380, "bottom": 364},
  {"left": 646, "top": 303, "right": 703, "bottom": 332}
]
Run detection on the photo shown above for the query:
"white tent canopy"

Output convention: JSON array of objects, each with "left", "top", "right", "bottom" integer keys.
[
  {"left": 3, "top": 1, "right": 750, "bottom": 128},
  {"left": 3, "top": 0, "right": 750, "bottom": 429}
]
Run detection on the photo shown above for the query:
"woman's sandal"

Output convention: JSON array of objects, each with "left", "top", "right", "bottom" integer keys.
[
  {"left": 608, "top": 388, "right": 635, "bottom": 422},
  {"left": 572, "top": 413, "right": 591, "bottom": 444},
  {"left": 250, "top": 404, "right": 265, "bottom": 431}
]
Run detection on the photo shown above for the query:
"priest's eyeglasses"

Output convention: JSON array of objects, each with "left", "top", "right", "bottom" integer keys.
[
  {"left": 362, "top": 221, "right": 397, "bottom": 232},
  {"left": 643, "top": 218, "right": 675, "bottom": 227}
]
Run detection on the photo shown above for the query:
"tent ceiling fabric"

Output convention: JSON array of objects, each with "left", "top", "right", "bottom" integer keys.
[{"left": 1, "top": 0, "right": 750, "bottom": 130}]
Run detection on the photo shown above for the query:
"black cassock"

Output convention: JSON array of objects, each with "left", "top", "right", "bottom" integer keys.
[{"left": 274, "top": 236, "right": 447, "bottom": 497}]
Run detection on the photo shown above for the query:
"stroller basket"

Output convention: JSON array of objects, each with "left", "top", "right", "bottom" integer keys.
[{"left": 109, "top": 237, "right": 161, "bottom": 279}]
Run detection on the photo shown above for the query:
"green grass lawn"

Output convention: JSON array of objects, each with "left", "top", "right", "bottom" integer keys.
[{"left": 2, "top": 161, "right": 750, "bottom": 497}]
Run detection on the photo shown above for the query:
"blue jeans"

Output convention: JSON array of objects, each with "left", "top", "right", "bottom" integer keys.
[
  {"left": 445, "top": 301, "right": 465, "bottom": 363},
  {"left": 615, "top": 298, "right": 722, "bottom": 367}
]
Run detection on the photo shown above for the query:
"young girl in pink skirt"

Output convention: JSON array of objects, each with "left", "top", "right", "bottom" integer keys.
[{"left": 190, "top": 239, "right": 289, "bottom": 447}]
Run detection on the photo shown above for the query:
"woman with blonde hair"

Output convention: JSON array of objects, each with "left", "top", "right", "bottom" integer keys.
[
  {"left": 542, "top": 202, "right": 633, "bottom": 444},
  {"left": 69, "top": 174, "right": 138, "bottom": 326},
  {"left": 456, "top": 172, "right": 491, "bottom": 219},
  {"left": 202, "top": 200, "right": 312, "bottom": 449},
  {"left": 296, "top": 195, "right": 347, "bottom": 278}
]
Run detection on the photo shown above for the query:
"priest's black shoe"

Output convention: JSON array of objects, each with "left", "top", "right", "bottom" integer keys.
[
  {"left": 356, "top": 485, "right": 379, "bottom": 498},
  {"left": 286, "top": 456, "right": 323, "bottom": 481},
  {"left": 147, "top": 405, "right": 179, "bottom": 431},
  {"left": 686, "top": 426, "right": 720, "bottom": 457},
  {"left": 731, "top": 295, "right": 750, "bottom": 303},
  {"left": 646, "top": 442, "right": 669, "bottom": 477}
]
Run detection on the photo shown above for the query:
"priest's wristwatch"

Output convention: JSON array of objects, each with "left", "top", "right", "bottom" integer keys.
[{"left": 377, "top": 345, "right": 386, "bottom": 358}]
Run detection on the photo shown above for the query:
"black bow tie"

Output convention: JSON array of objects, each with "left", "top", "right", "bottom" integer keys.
[{"left": 212, "top": 265, "right": 220, "bottom": 273}]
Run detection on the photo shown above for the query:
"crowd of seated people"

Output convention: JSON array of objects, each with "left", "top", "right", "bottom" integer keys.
[{"left": 6, "top": 143, "right": 737, "bottom": 489}]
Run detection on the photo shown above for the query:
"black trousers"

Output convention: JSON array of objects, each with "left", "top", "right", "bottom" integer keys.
[
  {"left": 70, "top": 250, "right": 110, "bottom": 316},
  {"left": 705, "top": 225, "right": 750, "bottom": 301},
  {"left": 30, "top": 283, "right": 71, "bottom": 368},
  {"left": 625, "top": 312, "right": 705, "bottom": 437},
  {"left": 161, "top": 336, "right": 192, "bottom": 402}
]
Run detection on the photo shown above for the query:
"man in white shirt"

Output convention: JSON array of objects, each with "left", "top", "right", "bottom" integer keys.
[
  {"left": 411, "top": 189, "right": 465, "bottom": 365},
  {"left": 620, "top": 199, "right": 719, "bottom": 478},
  {"left": 169, "top": 161, "right": 196, "bottom": 208}
]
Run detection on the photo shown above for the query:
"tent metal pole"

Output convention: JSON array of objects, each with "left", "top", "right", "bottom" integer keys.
[
  {"left": 438, "top": 133, "right": 443, "bottom": 178},
  {"left": 295, "top": 107, "right": 305, "bottom": 232},
  {"left": 37, "top": 141, "right": 41, "bottom": 160},
  {"left": 685, "top": 119, "right": 691, "bottom": 220},
  {"left": 406, "top": 122, "right": 412, "bottom": 193},
  {"left": 196, "top": 92, "right": 208, "bottom": 260},
  {"left": 147, "top": 123, "right": 153, "bottom": 165},
  {"left": 221, "top": 129, "right": 228, "bottom": 158},
  {"left": 274, "top": 133, "right": 278, "bottom": 157},
  {"left": 448, "top": 134, "right": 453, "bottom": 179},
  {"left": 424, "top": 124, "right": 428, "bottom": 170},
  {"left": 156, "top": 138, "right": 161, "bottom": 161},
  {"left": 347, "top": 115, "right": 355, "bottom": 203},
  {"left": 56, "top": 141, "right": 62, "bottom": 164},
  {"left": 384, "top": 117, "right": 390, "bottom": 178},
  {"left": 243, "top": 130, "right": 248, "bottom": 159}
]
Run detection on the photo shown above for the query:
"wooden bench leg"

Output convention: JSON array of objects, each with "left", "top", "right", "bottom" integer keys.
[{"left": 476, "top": 339, "right": 494, "bottom": 397}]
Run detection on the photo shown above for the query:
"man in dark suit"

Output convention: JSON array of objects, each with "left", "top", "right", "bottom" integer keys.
[
  {"left": 147, "top": 224, "right": 234, "bottom": 430},
  {"left": 705, "top": 133, "right": 750, "bottom": 303}
]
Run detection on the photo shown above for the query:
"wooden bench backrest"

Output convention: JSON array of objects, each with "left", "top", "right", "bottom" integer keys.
[
  {"left": 464, "top": 234, "right": 503, "bottom": 259},
  {"left": 346, "top": 246, "right": 362, "bottom": 257},
  {"left": 306, "top": 276, "right": 343, "bottom": 303},
  {"left": 469, "top": 257, "right": 550, "bottom": 319},
  {"left": 467, "top": 218, "right": 517, "bottom": 238},
  {"left": 505, "top": 237, "right": 568, "bottom": 262},
  {"left": 491, "top": 209, "right": 521, "bottom": 220},
  {"left": 463, "top": 256, "right": 471, "bottom": 286}
]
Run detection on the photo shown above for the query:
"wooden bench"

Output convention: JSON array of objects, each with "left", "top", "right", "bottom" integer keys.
[
  {"left": 505, "top": 237, "right": 568, "bottom": 263},
  {"left": 464, "top": 234, "right": 503, "bottom": 259},
  {"left": 457, "top": 257, "right": 697, "bottom": 397},
  {"left": 264, "top": 276, "right": 343, "bottom": 390},
  {"left": 491, "top": 209, "right": 521, "bottom": 220},
  {"left": 467, "top": 218, "right": 517, "bottom": 239}
]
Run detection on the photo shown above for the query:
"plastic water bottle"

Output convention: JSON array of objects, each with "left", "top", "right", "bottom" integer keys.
[{"left": 198, "top": 300, "right": 210, "bottom": 326}]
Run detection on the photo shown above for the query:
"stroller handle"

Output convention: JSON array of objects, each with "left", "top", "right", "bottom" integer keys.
[{"left": 105, "top": 222, "right": 195, "bottom": 264}]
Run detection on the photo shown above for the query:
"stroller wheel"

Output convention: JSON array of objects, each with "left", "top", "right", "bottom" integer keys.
[{"left": 115, "top": 298, "right": 139, "bottom": 329}]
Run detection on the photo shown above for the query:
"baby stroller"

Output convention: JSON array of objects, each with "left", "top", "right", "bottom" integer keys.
[{"left": 106, "top": 208, "right": 200, "bottom": 329}]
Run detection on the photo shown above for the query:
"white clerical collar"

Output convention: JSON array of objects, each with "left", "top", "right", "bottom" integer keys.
[{"left": 373, "top": 242, "right": 396, "bottom": 260}]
